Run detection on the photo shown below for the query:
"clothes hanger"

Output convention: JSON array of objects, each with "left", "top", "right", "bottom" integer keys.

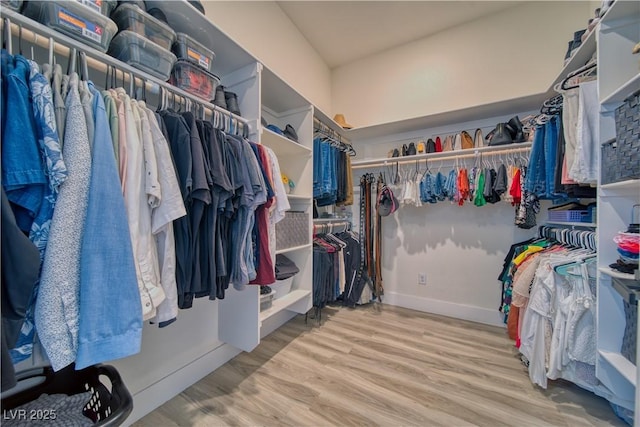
[
  {"left": 80, "top": 51, "right": 88, "bottom": 82},
  {"left": 1, "top": 18, "right": 8, "bottom": 53},
  {"left": 561, "top": 61, "right": 597, "bottom": 90},
  {"left": 66, "top": 47, "right": 76, "bottom": 76},
  {"left": 17, "top": 23, "right": 22, "bottom": 56}
]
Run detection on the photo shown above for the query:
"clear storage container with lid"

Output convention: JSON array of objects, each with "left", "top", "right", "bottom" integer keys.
[
  {"left": 170, "top": 60, "right": 220, "bottom": 101},
  {"left": 172, "top": 32, "right": 216, "bottom": 73},
  {"left": 22, "top": 1, "right": 117, "bottom": 53},
  {"left": 73, "top": 0, "right": 116, "bottom": 16},
  {"left": 0, "top": 0, "right": 23, "bottom": 12},
  {"left": 110, "top": 3, "right": 176, "bottom": 50},
  {"left": 108, "top": 30, "right": 177, "bottom": 81}
]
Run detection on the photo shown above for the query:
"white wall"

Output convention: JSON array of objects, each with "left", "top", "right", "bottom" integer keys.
[
  {"left": 350, "top": 112, "right": 547, "bottom": 326},
  {"left": 332, "top": 1, "right": 595, "bottom": 128},
  {"left": 203, "top": 1, "right": 332, "bottom": 114}
]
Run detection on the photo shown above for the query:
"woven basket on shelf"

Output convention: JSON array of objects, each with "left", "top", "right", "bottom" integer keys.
[{"left": 612, "top": 90, "right": 640, "bottom": 183}]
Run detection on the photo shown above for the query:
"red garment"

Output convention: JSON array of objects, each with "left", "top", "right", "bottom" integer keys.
[
  {"left": 435, "top": 136, "right": 442, "bottom": 152},
  {"left": 458, "top": 168, "right": 469, "bottom": 206},
  {"left": 250, "top": 145, "right": 276, "bottom": 285},
  {"left": 510, "top": 169, "right": 521, "bottom": 206},
  {"left": 507, "top": 305, "right": 519, "bottom": 342}
]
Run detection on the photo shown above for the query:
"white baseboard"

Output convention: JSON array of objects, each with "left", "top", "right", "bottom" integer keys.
[
  {"left": 383, "top": 292, "right": 505, "bottom": 327},
  {"left": 124, "top": 343, "right": 241, "bottom": 425}
]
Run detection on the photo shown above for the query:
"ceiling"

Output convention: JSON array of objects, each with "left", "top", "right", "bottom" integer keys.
[{"left": 277, "top": 1, "right": 523, "bottom": 68}]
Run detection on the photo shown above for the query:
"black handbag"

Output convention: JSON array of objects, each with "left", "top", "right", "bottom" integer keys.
[{"left": 488, "top": 123, "right": 513, "bottom": 146}]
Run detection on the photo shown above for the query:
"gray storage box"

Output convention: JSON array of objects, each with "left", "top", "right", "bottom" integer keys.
[{"left": 275, "top": 211, "right": 309, "bottom": 250}]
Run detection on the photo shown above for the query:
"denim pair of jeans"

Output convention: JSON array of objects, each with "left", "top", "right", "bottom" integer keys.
[
  {"left": 525, "top": 123, "right": 546, "bottom": 197},
  {"left": 543, "top": 116, "right": 559, "bottom": 199}
]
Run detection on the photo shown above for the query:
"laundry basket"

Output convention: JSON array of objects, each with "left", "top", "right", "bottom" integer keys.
[{"left": 1, "top": 364, "right": 133, "bottom": 426}]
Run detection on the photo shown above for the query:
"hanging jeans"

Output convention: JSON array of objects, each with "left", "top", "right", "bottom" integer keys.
[
  {"left": 543, "top": 116, "right": 559, "bottom": 199},
  {"left": 525, "top": 124, "right": 546, "bottom": 197}
]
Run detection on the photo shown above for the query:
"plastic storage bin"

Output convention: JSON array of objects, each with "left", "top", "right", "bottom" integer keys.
[
  {"left": 547, "top": 209, "right": 592, "bottom": 223},
  {"left": 1, "top": 0, "right": 23, "bottom": 12},
  {"left": 170, "top": 60, "right": 220, "bottom": 101},
  {"left": 173, "top": 32, "right": 216, "bottom": 73},
  {"left": 1, "top": 364, "right": 133, "bottom": 426},
  {"left": 271, "top": 277, "right": 294, "bottom": 300},
  {"left": 260, "top": 291, "right": 275, "bottom": 311},
  {"left": 108, "top": 30, "right": 176, "bottom": 81},
  {"left": 74, "top": 0, "right": 116, "bottom": 16},
  {"left": 22, "top": 1, "right": 117, "bottom": 53},
  {"left": 110, "top": 3, "right": 176, "bottom": 50}
]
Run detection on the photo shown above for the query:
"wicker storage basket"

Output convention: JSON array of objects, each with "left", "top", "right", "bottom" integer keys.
[
  {"left": 609, "top": 90, "right": 640, "bottom": 183},
  {"left": 275, "top": 211, "right": 309, "bottom": 250}
]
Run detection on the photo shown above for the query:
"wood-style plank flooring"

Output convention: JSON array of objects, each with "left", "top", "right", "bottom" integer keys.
[{"left": 133, "top": 305, "right": 625, "bottom": 426}]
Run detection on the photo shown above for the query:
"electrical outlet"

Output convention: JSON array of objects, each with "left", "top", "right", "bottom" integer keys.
[{"left": 418, "top": 273, "right": 427, "bottom": 285}]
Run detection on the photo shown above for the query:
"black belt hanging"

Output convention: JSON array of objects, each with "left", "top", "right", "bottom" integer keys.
[{"left": 374, "top": 174, "right": 384, "bottom": 300}]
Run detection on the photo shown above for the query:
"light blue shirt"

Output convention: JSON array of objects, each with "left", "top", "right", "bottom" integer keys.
[{"left": 75, "top": 82, "right": 142, "bottom": 369}]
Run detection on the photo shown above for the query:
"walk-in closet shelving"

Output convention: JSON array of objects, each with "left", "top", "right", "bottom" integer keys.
[
  {"left": 595, "top": 0, "right": 640, "bottom": 419},
  {"left": 0, "top": 2, "right": 316, "bottom": 420},
  {"left": 258, "top": 66, "right": 314, "bottom": 336}
]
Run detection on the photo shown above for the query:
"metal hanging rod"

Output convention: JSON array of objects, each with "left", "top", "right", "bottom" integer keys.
[
  {"left": 351, "top": 142, "right": 532, "bottom": 169},
  {"left": 0, "top": 10, "right": 250, "bottom": 128},
  {"left": 314, "top": 117, "right": 350, "bottom": 143},
  {"left": 313, "top": 220, "right": 351, "bottom": 234}
]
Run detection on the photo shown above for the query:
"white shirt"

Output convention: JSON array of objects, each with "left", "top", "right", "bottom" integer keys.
[
  {"left": 117, "top": 89, "right": 165, "bottom": 320},
  {"left": 141, "top": 103, "right": 187, "bottom": 325}
]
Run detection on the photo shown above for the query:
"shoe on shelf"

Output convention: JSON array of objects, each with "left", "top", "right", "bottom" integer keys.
[
  {"left": 224, "top": 91, "right": 242, "bottom": 116},
  {"left": 284, "top": 124, "right": 298, "bottom": 142},
  {"left": 506, "top": 116, "right": 526, "bottom": 143},
  {"left": 212, "top": 85, "right": 227, "bottom": 110}
]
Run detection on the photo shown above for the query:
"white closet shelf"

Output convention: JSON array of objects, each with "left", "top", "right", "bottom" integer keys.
[
  {"left": 601, "top": 73, "right": 640, "bottom": 105},
  {"left": 549, "top": 27, "right": 597, "bottom": 90},
  {"left": 599, "top": 350, "right": 637, "bottom": 386},
  {"left": 276, "top": 243, "right": 312, "bottom": 255},
  {"left": 600, "top": 179, "right": 640, "bottom": 195},
  {"left": 314, "top": 107, "right": 351, "bottom": 140},
  {"left": 599, "top": 267, "right": 638, "bottom": 281},
  {"left": 600, "top": 0, "right": 640, "bottom": 26},
  {"left": 261, "top": 127, "right": 312, "bottom": 156},
  {"left": 351, "top": 142, "right": 532, "bottom": 168},
  {"left": 287, "top": 194, "right": 312, "bottom": 201},
  {"left": 545, "top": 221, "right": 597, "bottom": 228},
  {"left": 262, "top": 68, "right": 310, "bottom": 114},
  {"left": 260, "top": 289, "right": 311, "bottom": 322},
  {"left": 344, "top": 95, "right": 547, "bottom": 141}
]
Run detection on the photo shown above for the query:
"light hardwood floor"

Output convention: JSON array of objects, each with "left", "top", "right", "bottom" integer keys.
[{"left": 133, "top": 305, "right": 626, "bottom": 427}]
